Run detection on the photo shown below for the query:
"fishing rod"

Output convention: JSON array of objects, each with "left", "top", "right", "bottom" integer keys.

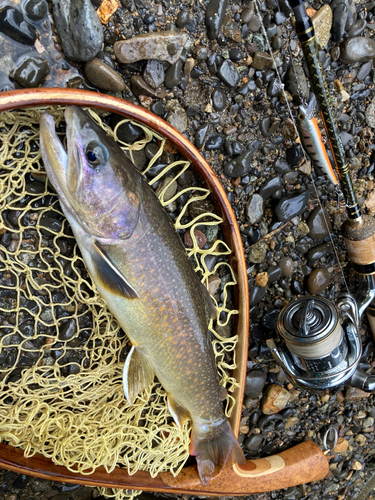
[{"left": 254, "top": 0, "right": 375, "bottom": 391}]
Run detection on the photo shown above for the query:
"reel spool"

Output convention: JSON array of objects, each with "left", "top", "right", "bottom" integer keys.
[{"left": 267, "top": 294, "right": 375, "bottom": 391}]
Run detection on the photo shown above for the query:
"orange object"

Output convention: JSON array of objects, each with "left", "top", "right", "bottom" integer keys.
[{"left": 97, "top": 0, "right": 119, "bottom": 24}]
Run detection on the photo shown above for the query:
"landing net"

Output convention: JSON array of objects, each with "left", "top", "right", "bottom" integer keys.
[{"left": 0, "top": 107, "right": 239, "bottom": 499}]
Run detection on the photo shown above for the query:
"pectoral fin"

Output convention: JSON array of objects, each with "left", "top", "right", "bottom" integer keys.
[
  {"left": 201, "top": 282, "right": 217, "bottom": 321},
  {"left": 123, "top": 346, "right": 154, "bottom": 404},
  {"left": 93, "top": 241, "right": 139, "bottom": 299},
  {"left": 167, "top": 395, "right": 190, "bottom": 429}
]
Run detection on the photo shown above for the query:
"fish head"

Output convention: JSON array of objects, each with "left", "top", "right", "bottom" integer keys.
[
  {"left": 40, "top": 106, "right": 143, "bottom": 240},
  {"left": 298, "top": 93, "right": 317, "bottom": 122}
]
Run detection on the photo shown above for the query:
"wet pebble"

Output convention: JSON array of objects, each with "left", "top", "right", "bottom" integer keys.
[
  {"left": 246, "top": 194, "right": 264, "bottom": 224},
  {"left": 114, "top": 31, "right": 188, "bottom": 65},
  {"left": 85, "top": 58, "right": 125, "bottom": 92},
  {"left": 217, "top": 60, "right": 240, "bottom": 88},
  {"left": 52, "top": 0, "right": 103, "bottom": 62},
  {"left": 307, "top": 207, "right": 332, "bottom": 239},
  {"left": 183, "top": 229, "right": 207, "bottom": 249},
  {"left": 13, "top": 57, "right": 49, "bottom": 88},
  {"left": 143, "top": 60, "right": 165, "bottom": 89},
  {"left": 340, "top": 37, "right": 375, "bottom": 64},
  {"left": 249, "top": 285, "right": 267, "bottom": 305},
  {"left": 259, "top": 176, "right": 283, "bottom": 199},
  {"left": 194, "top": 124, "right": 209, "bottom": 150},
  {"left": 58, "top": 319, "right": 77, "bottom": 341},
  {"left": 224, "top": 148, "right": 254, "bottom": 177},
  {"left": 244, "top": 434, "right": 263, "bottom": 451},
  {"left": 347, "top": 19, "right": 367, "bottom": 38},
  {"left": 39, "top": 218, "right": 62, "bottom": 236},
  {"left": 251, "top": 52, "right": 274, "bottom": 70},
  {"left": 306, "top": 267, "right": 330, "bottom": 294},
  {"left": 357, "top": 61, "right": 372, "bottom": 81},
  {"left": 165, "top": 60, "right": 183, "bottom": 89},
  {"left": 286, "top": 66, "right": 309, "bottom": 103},
  {"left": 205, "top": 133, "right": 223, "bottom": 150},
  {"left": 279, "top": 257, "right": 294, "bottom": 277},
  {"left": 0, "top": 6, "right": 37, "bottom": 45},
  {"left": 115, "top": 121, "right": 143, "bottom": 144},
  {"left": 306, "top": 242, "right": 333, "bottom": 261},
  {"left": 244, "top": 369, "right": 267, "bottom": 398},
  {"left": 212, "top": 87, "right": 227, "bottom": 111},
  {"left": 166, "top": 104, "right": 187, "bottom": 133},
  {"left": 274, "top": 191, "right": 310, "bottom": 222},
  {"left": 131, "top": 75, "right": 165, "bottom": 98},
  {"left": 25, "top": 0, "right": 48, "bottom": 22},
  {"left": 332, "top": 4, "right": 348, "bottom": 43},
  {"left": 205, "top": 0, "right": 228, "bottom": 40}
]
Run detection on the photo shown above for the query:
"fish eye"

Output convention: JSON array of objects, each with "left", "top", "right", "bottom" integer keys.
[
  {"left": 298, "top": 113, "right": 305, "bottom": 121},
  {"left": 85, "top": 141, "right": 108, "bottom": 169}
]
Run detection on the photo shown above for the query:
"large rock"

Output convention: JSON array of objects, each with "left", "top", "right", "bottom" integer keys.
[
  {"left": 114, "top": 31, "right": 188, "bottom": 65},
  {"left": 340, "top": 37, "right": 375, "bottom": 64},
  {"left": 205, "top": 0, "right": 228, "bottom": 40},
  {"left": 52, "top": 0, "right": 103, "bottom": 62}
]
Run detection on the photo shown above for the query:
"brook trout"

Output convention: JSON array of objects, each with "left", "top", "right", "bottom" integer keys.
[
  {"left": 298, "top": 94, "right": 338, "bottom": 186},
  {"left": 39, "top": 107, "right": 245, "bottom": 484}
]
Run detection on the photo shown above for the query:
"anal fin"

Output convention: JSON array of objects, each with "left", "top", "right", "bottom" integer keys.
[
  {"left": 123, "top": 346, "right": 154, "bottom": 404},
  {"left": 167, "top": 395, "right": 190, "bottom": 429}
]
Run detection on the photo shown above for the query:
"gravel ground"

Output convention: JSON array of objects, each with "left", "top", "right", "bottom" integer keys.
[{"left": 2, "top": 0, "right": 375, "bottom": 498}]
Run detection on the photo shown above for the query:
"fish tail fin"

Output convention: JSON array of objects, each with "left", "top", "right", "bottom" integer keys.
[{"left": 190, "top": 419, "right": 246, "bottom": 485}]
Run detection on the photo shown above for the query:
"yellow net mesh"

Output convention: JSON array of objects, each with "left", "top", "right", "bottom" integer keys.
[{"left": 0, "top": 106, "right": 239, "bottom": 499}]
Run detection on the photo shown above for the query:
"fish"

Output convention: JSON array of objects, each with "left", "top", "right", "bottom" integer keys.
[
  {"left": 298, "top": 94, "right": 338, "bottom": 186},
  {"left": 39, "top": 106, "right": 245, "bottom": 485}
]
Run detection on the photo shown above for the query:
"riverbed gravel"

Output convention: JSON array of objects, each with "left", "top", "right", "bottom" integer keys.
[{"left": 1, "top": 0, "right": 375, "bottom": 498}]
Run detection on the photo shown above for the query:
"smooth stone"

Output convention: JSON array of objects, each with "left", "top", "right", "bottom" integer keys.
[
  {"left": 130, "top": 75, "right": 165, "bottom": 98},
  {"left": 244, "top": 434, "right": 263, "bottom": 451},
  {"left": 205, "top": 133, "right": 223, "bottom": 150},
  {"left": 165, "top": 59, "right": 183, "bottom": 89},
  {"left": 0, "top": 6, "right": 37, "bottom": 45},
  {"left": 286, "top": 144, "right": 303, "bottom": 166},
  {"left": 267, "top": 265, "right": 282, "bottom": 283},
  {"left": 357, "top": 61, "right": 372, "bottom": 81},
  {"left": 39, "top": 217, "right": 62, "bottom": 235},
  {"left": 244, "top": 369, "right": 267, "bottom": 398},
  {"left": 95, "top": 50, "right": 116, "bottom": 70},
  {"left": 115, "top": 121, "right": 143, "bottom": 144},
  {"left": 279, "top": 257, "right": 294, "bottom": 277},
  {"left": 143, "top": 60, "right": 165, "bottom": 89},
  {"left": 229, "top": 48, "right": 242, "bottom": 62},
  {"left": 274, "top": 191, "right": 309, "bottom": 222},
  {"left": 241, "top": 6, "right": 254, "bottom": 24},
  {"left": 275, "top": 10, "right": 287, "bottom": 24},
  {"left": 312, "top": 5, "right": 332, "bottom": 49},
  {"left": 307, "top": 268, "right": 330, "bottom": 294},
  {"left": 295, "top": 237, "right": 312, "bottom": 254},
  {"left": 259, "top": 176, "right": 283, "bottom": 199},
  {"left": 274, "top": 159, "right": 290, "bottom": 173},
  {"left": 251, "top": 52, "right": 274, "bottom": 70},
  {"left": 248, "top": 241, "right": 267, "bottom": 264},
  {"left": 150, "top": 101, "right": 164, "bottom": 116},
  {"left": 166, "top": 105, "right": 187, "bottom": 133},
  {"left": 205, "top": 0, "right": 228, "bottom": 40},
  {"left": 286, "top": 65, "right": 309, "bottom": 103},
  {"left": 13, "top": 57, "right": 49, "bottom": 88},
  {"left": 366, "top": 98, "right": 375, "bottom": 128},
  {"left": 114, "top": 31, "right": 188, "bottom": 65},
  {"left": 307, "top": 207, "right": 332, "bottom": 239},
  {"left": 224, "top": 148, "right": 255, "bottom": 177},
  {"left": 155, "top": 177, "right": 178, "bottom": 202},
  {"left": 347, "top": 19, "right": 367, "bottom": 38},
  {"left": 249, "top": 285, "right": 267, "bottom": 305},
  {"left": 249, "top": 15, "right": 261, "bottom": 32},
  {"left": 332, "top": 4, "right": 348, "bottom": 43},
  {"left": 25, "top": 0, "right": 48, "bottom": 21},
  {"left": 246, "top": 194, "right": 264, "bottom": 224},
  {"left": 262, "top": 384, "right": 290, "bottom": 415},
  {"left": 85, "top": 58, "right": 125, "bottom": 92},
  {"left": 217, "top": 59, "right": 240, "bottom": 87},
  {"left": 340, "top": 131, "right": 353, "bottom": 146},
  {"left": 212, "top": 87, "right": 226, "bottom": 111},
  {"left": 52, "top": 0, "right": 103, "bottom": 62},
  {"left": 58, "top": 318, "right": 77, "bottom": 341},
  {"left": 176, "top": 10, "right": 190, "bottom": 28},
  {"left": 13, "top": 474, "right": 29, "bottom": 489},
  {"left": 260, "top": 309, "right": 280, "bottom": 331},
  {"left": 306, "top": 242, "right": 333, "bottom": 261},
  {"left": 340, "top": 37, "right": 375, "bottom": 64},
  {"left": 194, "top": 124, "right": 209, "bottom": 150}
]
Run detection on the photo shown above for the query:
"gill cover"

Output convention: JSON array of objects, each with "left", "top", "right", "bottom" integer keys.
[{"left": 40, "top": 106, "right": 143, "bottom": 240}]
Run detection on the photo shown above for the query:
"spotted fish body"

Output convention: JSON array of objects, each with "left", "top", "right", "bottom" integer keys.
[
  {"left": 39, "top": 107, "right": 245, "bottom": 485},
  {"left": 298, "top": 94, "right": 338, "bottom": 186}
]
